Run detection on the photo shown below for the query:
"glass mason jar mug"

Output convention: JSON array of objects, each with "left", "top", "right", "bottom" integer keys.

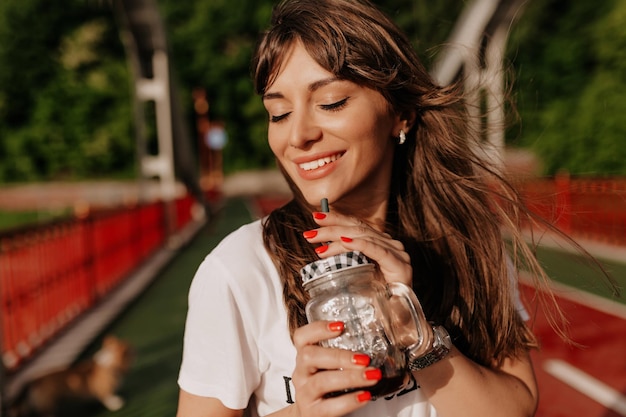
[{"left": 300, "top": 251, "right": 432, "bottom": 399}]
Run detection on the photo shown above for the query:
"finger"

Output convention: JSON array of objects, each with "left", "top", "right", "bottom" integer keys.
[
  {"left": 312, "top": 234, "right": 405, "bottom": 264},
  {"left": 295, "top": 344, "right": 374, "bottom": 374},
  {"left": 292, "top": 321, "right": 345, "bottom": 350},
  {"left": 339, "top": 233, "right": 406, "bottom": 254},
  {"left": 303, "top": 225, "right": 402, "bottom": 260},
  {"left": 306, "top": 367, "right": 382, "bottom": 398},
  {"left": 311, "top": 211, "right": 376, "bottom": 231},
  {"left": 304, "top": 233, "right": 412, "bottom": 285},
  {"left": 296, "top": 389, "right": 373, "bottom": 417},
  {"left": 293, "top": 368, "right": 379, "bottom": 416},
  {"left": 338, "top": 236, "right": 412, "bottom": 286}
]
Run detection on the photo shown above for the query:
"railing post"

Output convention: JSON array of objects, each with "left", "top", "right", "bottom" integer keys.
[
  {"left": 555, "top": 171, "right": 572, "bottom": 234},
  {"left": 0, "top": 240, "right": 6, "bottom": 417}
]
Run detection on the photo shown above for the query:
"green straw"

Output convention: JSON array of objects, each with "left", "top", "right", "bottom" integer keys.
[{"left": 321, "top": 198, "right": 329, "bottom": 213}]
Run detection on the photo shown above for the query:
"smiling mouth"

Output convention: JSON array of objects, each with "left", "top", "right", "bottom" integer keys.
[{"left": 298, "top": 153, "right": 343, "bottom": 171}]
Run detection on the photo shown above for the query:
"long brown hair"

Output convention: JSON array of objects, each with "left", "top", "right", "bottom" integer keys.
[{"left": 253, "top": 0, "right": 541, "bottom": 367}]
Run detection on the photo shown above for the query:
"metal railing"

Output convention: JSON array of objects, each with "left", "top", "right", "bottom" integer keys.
[
  {"left": 1, "top": 176, "right": 625, "bottom": 376},
  {"left": 517, "top": 175, "right": 626, "bottom": 247},
  {"left": 0, "top": 193, "right": 197, "bottom": 374}
]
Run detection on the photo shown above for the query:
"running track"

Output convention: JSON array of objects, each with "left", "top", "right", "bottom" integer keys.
[
  {"left": 522, "top": 281, "right": 626, "bottom": 417},
  {"left": 255, "top": 196, "right": 626, "bottom": 417}
]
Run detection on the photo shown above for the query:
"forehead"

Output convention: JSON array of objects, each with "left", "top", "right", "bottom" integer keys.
[{"left": 266, "top": 41, "right": 343, "bottom": 94}]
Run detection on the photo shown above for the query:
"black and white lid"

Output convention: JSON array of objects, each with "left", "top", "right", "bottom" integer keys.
[{"left": 300, "top": 251, "right": 372, "bottom": 285}]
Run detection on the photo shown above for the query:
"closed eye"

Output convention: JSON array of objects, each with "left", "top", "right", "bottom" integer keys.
[
  {"left": 270, "top": 112, "right": 291, "bottom": 123},
  {"left": 320, "top": 97, "right": 349, "bottom": 112}
]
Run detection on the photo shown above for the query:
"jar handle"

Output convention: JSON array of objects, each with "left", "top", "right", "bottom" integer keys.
[{"left": 387, "top": 282, "right": 434, "bottom": 358}]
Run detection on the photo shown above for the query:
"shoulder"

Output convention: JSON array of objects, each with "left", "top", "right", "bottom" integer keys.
[
  {"left": 207, "top": 219, "right": 268, "bottom": 268},
  {"left": 189, "top": 219, "right": 279, "bottom": 301}
]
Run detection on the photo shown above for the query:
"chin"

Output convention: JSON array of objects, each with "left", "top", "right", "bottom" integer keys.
[{"left": 298, "top": 187, "right": 332, "bottom": 209}]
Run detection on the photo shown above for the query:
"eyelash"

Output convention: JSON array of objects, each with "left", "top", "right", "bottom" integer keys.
[
  {"left": 271, "top": 113, "right": 289, "bottom": 123},
  {"left": 270, "top": 97, "right": 350, "bottom": 123},
  {"left": 320, "top": 97, "right": 349, "bottom": 112}
]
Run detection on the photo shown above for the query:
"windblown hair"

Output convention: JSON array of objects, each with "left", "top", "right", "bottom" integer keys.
[{"left": 252, "top": 0, "right": 544, "bottom": 367}]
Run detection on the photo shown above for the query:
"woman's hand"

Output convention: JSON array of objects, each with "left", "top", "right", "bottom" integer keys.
[
  {"left": 303, "top": 211, "right": 413, "bottom": 286},
  {"left": 289, "top": 321, "right": 380, "bottom": 417}
]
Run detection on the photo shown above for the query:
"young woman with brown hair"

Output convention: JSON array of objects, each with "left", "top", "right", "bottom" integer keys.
[{"left": 177, "top": 0, "right": 546, "bottom": 416}]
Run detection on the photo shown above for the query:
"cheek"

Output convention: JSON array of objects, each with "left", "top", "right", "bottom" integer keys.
[
  {"left": 267, "top": 129, "right": 285, "bottom": 157},
  {"left": 353, "top": 118, "right": 394, "bottom": 151}
]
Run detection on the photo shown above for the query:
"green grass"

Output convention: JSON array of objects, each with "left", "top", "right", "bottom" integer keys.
[{"left": 533, "top": 245, "right": 625, "bottom": 304}]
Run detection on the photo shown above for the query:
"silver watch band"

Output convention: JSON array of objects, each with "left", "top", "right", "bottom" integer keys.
[{"left": 407, "top": 325, "right": 452, "bottom": 371}]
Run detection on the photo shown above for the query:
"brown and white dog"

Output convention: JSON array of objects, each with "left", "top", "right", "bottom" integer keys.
[{"left": 8, "top": 335, "right": 134, "bottom": 417}]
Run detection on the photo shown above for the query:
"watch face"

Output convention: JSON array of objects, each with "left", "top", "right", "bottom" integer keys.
[{"left": 433, "top": 325, "right": 453, "bottom": 348}]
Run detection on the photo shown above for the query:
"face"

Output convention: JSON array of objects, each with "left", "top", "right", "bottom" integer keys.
[{"left": 262, "top": 41, "right": 403, "bottom": 214}]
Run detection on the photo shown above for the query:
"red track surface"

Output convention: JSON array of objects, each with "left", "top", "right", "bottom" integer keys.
[
  {"left": 523, "top": 284, "right": 626, "bottom": 417},
  {"left": 255, "top": 196, "right": 626, "bottom": 416}
]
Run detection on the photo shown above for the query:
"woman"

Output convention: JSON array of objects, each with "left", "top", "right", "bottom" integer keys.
[{"left": 177, "top": 0, "right": 542, "bottom": 416}]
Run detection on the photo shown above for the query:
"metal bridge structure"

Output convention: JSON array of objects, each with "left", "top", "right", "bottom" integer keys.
[
  {"left": 431, "top": 0, "right": 528, "bottom": 169},
  {"left": 114, "top": 0, "right": 209, "bottom": 236}
]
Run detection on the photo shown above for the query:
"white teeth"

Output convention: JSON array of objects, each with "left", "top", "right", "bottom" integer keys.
[{"left": 299, "top": 154, "right": 340, "bottom": 171}]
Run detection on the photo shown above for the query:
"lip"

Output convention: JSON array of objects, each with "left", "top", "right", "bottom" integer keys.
[{"left": 292, "top": 151, "right": 345, "bottom": 180}]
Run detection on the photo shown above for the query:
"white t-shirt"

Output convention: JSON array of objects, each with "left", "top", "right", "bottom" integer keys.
[{"left": 178, "top": 219, "right": 524, "bottom": 417}]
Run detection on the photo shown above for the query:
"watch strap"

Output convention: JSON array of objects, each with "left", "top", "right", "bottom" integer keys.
[{"left": 407, "top": 325, "right": 452, "bottom": 371}]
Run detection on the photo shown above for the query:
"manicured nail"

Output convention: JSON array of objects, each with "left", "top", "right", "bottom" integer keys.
[
  {"left": 352, "top": 354, "right": 370, "bottom": 366},
  {"left": 313, "top": 212, "right": 327, "bottom": 220},
  {"left": 315, "top": 244, "right": 329, "bottom": 254},
  {"left": 303, "top": 230, "right": 318, "bottom": 239},
  {"left": 364, "top": 369, "right": 382, "bottom": 381},
  {"left": 340, "top": 236, "right": 353, "bottom": 243},
  {"left": 357, "top": 391, "right": 372, "bottom": 402},
  {"left": 328, "top": 321, "right": 344, "bottom": 332}
]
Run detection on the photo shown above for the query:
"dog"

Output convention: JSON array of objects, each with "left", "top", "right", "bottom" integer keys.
[{"left": 8, "top": 335, "right": 134, "bottom": 416}]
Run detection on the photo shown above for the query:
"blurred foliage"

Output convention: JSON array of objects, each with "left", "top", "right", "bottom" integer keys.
[
  {"left": 0, "top": 0, "right": 134, "bottom": 182},
  {"left": 0, "top": 0, "right": 625, "bottom": 183},
  {"left": 508, "top": 0, "right": 626, "bottom": 175}
]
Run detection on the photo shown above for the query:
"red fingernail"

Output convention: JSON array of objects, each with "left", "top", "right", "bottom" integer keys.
[
  {"left": 357, "top": 391, "right": 372, "bottom": 402},
  {"left": 303, "top": 230, "right": 318, "bottom": 239},
  {"left": 352, "top": 354, "right": 370, "bottom": 366},
  {"left": 328, "top": 321, "right": 344, "bottom": 332},
  {"left": 315, "top": 244, "right": 329, "bottom": 254},
  {"left": 340, "top": 236, "right": 353, "bottom": 243},
  {"left": 313, "top": 212, "right": 327, "bottom": 220},
  {"left": 364, "top": 369, "right": 382, "bottom": 381}
]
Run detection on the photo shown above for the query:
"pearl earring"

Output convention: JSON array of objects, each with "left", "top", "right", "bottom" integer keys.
[{"left": 398, "top": 129, "right": 406, "bottom": 145}]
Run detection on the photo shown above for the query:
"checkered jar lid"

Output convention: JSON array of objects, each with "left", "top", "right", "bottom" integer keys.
[{"left": 300, "top": 251, "right": 373, "bottom": 285}]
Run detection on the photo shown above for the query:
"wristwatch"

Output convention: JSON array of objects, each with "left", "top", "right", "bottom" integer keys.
[{"left": 407, "top": 325, "right": 452, "bottom": 371}]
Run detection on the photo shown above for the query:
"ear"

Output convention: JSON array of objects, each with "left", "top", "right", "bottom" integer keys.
[{"left": 393, "top": 111, "right": 417, "bottom": 136}]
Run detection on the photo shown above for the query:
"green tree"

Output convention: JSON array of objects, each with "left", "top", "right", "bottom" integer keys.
[
  {"left": 0, "top": 0, "right": 133, "bottom": 182},
  {"left": 508, "top": 0, "right": 626, "bottom": 176}
]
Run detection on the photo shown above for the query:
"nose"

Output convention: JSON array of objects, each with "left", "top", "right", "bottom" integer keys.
[{"left": 288, "top": 110, "right": 322, "bottom": 149}]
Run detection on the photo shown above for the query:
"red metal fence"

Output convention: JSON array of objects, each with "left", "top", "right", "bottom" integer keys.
[
  {"left": 516, "top": 175, "right": 626, "bottom": 247},
  {"left": 0, "top": 193, "right": 198, "bottom": 373},
  {"left": 1, "top": 177, "right": 625, "bottom": 375}
]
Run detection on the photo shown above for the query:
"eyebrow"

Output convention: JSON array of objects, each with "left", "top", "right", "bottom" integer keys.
[{"left": 262, "top": 77, "right": 341, "bottom": 101}]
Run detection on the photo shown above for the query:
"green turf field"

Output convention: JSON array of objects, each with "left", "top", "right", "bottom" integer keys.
[{"left": 532, "top": 245, "right": 625, "bottom": 304}]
